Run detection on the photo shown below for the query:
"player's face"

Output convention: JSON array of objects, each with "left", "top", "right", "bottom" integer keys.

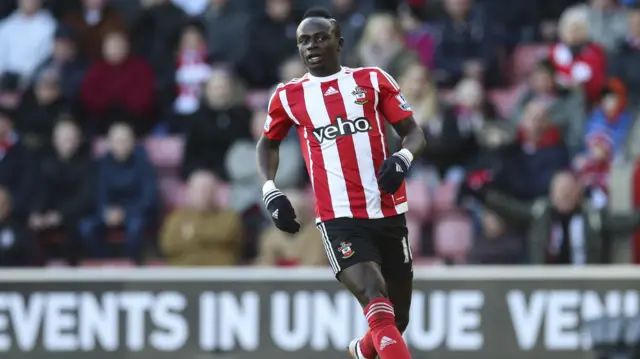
[{"left": 297, "top": 18, "right": 342, "bottom": 73}]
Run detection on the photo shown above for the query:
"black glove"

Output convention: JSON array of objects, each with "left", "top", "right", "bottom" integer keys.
[
  {"left": 263, "top": 183, "right": 300, "bottom": 234},
  {"left": 378, "top": 150, "right": 412, "bottom": 194}
]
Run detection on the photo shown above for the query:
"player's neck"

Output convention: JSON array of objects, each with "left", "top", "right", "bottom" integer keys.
[{"left": 308, "top": 65, "right": 343, "bottom": 79}]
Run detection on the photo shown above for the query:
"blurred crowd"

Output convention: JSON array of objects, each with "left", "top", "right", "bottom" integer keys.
[{"left": 0, "top": 0, "right": 640, "bottom": 267}]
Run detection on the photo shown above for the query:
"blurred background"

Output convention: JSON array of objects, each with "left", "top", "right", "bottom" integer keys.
[{"left": 0, "top": 0, "right": 639, "bottom": 269}]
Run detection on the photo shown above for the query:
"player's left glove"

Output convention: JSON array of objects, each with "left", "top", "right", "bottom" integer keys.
[{"left": 378, "top": 149, "right": 413, "bottom": 194}]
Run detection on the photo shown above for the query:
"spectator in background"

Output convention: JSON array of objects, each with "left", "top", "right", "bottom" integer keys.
[
  {"left": 181, "top": 68, "right": 252, "bottom": 181},
  {"left": 580, "top": 0, "right": 627, "bottom": 53},
  {"left": 609, "top": 7, "right": 640, "bottom": 104},
  {"left": 477, "top": 171, "right": 640, "bottom": 264},
  {"left": 0, "top": 187, "right": 39, "bottom": 267},
  {"left": 0, "top": 0, "right": 56, "bottom": 85},
  {"left": 0, "top": 107, "right": 35, "bottom": 218},
  {"left": 398, "top": 62, "right": 439, "bottom": 126},
  {"left": 80, "top": 123, "right": 158, "bottom": 264},
  {"left": 495, "top": 99, "right": 569, "bottom": 200},
  {"left": 62, "top": 0, "right": 127, "bottom": 61},
  {"left": 425, "top": 78, "right": 498, "bottom": 180},
  {"left": 201, "top": 0, "right": 250, "bottom": 66},
  {"left": 160, "top": 171, "right": 243, "bottom": 266},
  {"left": 356, "top": 13, "right": 417, "bottom": 79},
  {"left": 16, "top": 69, "right": 70, "bottom": 154},
  {"left": 550, "top": 6, "right": 607, "bottom": 107},
  {"left": 33, "top": 25, "right": 87, "bottom": 105},
  {"left": 225, "top": 109, "right": 304, "bottom": 214},
  {"left": 582, "top": 78, "right": 633, "bottom": 159},
  {"left": 573, "top": 131, "right": 612, "bottom": 196},
  {"left": 511, "top": 59, "right": 586, "bottom": 155},
  {"left": 81, "top": 31, "right": 156, "bottom": 136},
  {"left": 173, "top": 22, "right": 211, "bottom": 116},
  {"left": 240, "top": 0, "right": 297, "bottom": 88},
  {"left": 331, "top": 0, "right": 367, "bottom": 66},
  {"left": 255, "top": 190, "right": 326, "bottom": 266},
  {"left": 29, "top": 120, "right": 93, "bottom": 265},
  {"left": 467, "top": 209, "right": 527, "bottom": 264},
  {"left": 132, "top": 0, "right": 188, "bottom": 120},
  {"left": 399, "top": 3, "right": 436, "bottom": 69},
  {"left": 434, "top": 0, "right": 500, "bottom": 87}
]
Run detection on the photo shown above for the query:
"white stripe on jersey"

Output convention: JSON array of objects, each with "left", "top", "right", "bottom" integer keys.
[
  {"left": 369, "top": 71, "right": 387, "bottom": 160},
  {"left": 279, "top": 90, "right": 300, "bottom": 125},
  {"left": 302, "top": 81, "right": 353, "bottom": 219},
  {"left": 337, "top": 74, "right": 384, "bottom": 219}
]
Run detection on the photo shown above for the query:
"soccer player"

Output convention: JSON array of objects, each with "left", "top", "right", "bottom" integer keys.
[{"left": 256, "top": 8, "right": 426, "bottom": 359}]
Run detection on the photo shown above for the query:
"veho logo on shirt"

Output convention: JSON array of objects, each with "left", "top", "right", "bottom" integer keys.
[{"left": 312, "top": 117, "right": 372, "bottom": 143}]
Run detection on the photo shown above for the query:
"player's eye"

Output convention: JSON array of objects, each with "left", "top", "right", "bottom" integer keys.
[{"left": 299, "top": 38, "right": 310, "bottom": 45}]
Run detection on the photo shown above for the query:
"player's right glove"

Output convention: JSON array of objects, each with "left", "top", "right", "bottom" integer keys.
[{"left": 262, "top": 181, "right": 300, "bottom": 234}]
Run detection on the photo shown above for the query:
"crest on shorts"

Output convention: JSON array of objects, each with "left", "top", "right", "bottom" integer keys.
[
  {"left": 352, "top": 87, "right": 368, "bottom": 105},
  {"left": 337, "top": 241, "right": 355, "bottom": 259}
]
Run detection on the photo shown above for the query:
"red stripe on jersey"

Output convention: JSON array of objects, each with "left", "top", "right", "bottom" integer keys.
[
  {"left": 320, "top": 80, "right": 369, "bottom": 218},
  {"left": 353, "top": 70, "right": 399, "bottom": 217},
  {"left": 287, "top": 83, "right": 335, "bottom": 220}
]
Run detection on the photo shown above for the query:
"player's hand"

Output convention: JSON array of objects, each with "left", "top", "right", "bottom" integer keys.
[
  {"left": 263, "top": 182, "right": 300, "bottom": 234},
  {"left": 378, "top": 150, "right": 411, "bottom": 194}
]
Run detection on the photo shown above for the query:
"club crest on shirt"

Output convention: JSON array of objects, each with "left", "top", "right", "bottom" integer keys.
[
  {"left": 352, "top": 87, "right": 368, "bottom": 105},
  {"left": 337, "top": 241, "right": 355, "bottom": 259}
]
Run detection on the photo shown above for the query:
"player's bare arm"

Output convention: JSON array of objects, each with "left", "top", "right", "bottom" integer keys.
[
  {"left": 256, "top": 135, "right": 281, "bottom": 182},
  {"left": 256, "top": 135, "right": 300, "bottom": 234},
  {"left": 391, "top": 116, "right": 426, "bottom": 160}
]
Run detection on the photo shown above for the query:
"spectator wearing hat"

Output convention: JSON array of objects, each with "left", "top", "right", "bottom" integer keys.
[
  {"left": 0, "top": 0, "right": 57, "bottom": 85},
  {"left": 0, "top": 107, "right": 36, "bottom": 218},
  {"left": 62, "top": 0, "right": 128, "bottom": 61},
  {"left": 33, "top": 25, "right": 88, "bottom": 104},
  {"left": 582, "top": 78, "right": 633, "bottom": 158}
]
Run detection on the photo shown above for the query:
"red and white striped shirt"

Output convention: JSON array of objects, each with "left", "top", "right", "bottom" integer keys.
[{"left": 263, "top": 67, "right": 414, "bottom": 223}]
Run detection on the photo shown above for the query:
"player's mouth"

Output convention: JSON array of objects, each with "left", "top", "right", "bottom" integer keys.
[{"left": 307, "top": 53, "right": 323, "bottom": 65}]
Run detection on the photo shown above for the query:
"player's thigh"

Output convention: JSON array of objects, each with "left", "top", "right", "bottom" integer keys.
[
  {"left": 317, "top": 218, "right": 382, "bottom": 279},
  {"left": 375, "top": 215, "right": 414, "bottom": 283}
]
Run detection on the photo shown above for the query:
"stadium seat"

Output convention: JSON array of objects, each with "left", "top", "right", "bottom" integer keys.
[
  {"left": 405, "top": 180, "right": 432, "bottom": 220},
  {"left": 159, "top": 175, "right": 187, "bottom": 211},
  {"left": 511, "top": 44, "right": 550, "bottom": 84},
  {"left": 80, "top": 259, "right": 135, "bottom": 267},
  {"left": 144, "top": 136, "right": 184, "bottom": 171},
  {"left": 434, "top": 212, "right": 472, "bottom": 263},
  {"left": 433, "top": 181, "right": 459, "bottom": 214},
  {"left": 488, "top": 85, "right": 526, "bottom": 119}
]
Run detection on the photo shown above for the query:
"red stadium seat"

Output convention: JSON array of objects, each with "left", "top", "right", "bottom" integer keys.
[
  {"left": 159, "top": 175, "right": 187, "bottom": 211},
  {"left": 433, "top": 181, "right": 459, "bottom": 214},
  {"left": 405, "top": 180, "right": 432, "bottom": 221},
  {"left": 512, "top": 44, "right": 550, "bottom": 84},
  {"left": 434, "top": 212, "right": 472, "bottom": 263},
  {"left": 144, "top": 136, "right": 184, "bottom": 170},
  {"left": 488, "top": 85, "right": 526, "bottom": 119},
  {"left": 80, "top": 259, "right": 134, "bottom": 267}
]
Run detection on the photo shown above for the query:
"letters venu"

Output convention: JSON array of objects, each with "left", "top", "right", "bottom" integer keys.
[{"left": 312, "top": 117, "right": 372, "bottom": 143}]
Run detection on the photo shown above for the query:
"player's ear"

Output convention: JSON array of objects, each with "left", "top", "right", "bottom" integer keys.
[{"left": 338, "top": 37, "right": 344, "bottom": 52}]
